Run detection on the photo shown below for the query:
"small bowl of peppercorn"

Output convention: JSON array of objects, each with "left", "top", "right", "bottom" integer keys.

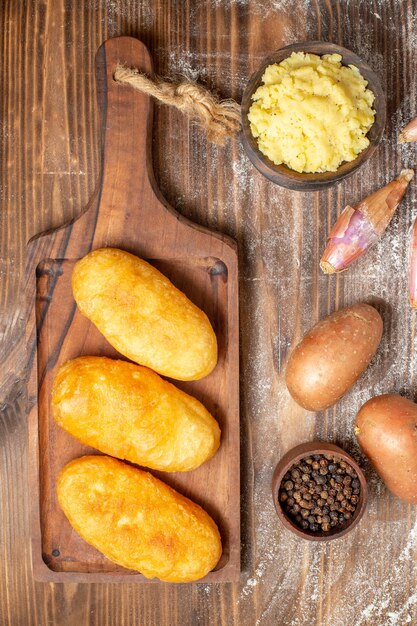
[{"left": 272, "top": 441, "right": 368, "bottom": 541}]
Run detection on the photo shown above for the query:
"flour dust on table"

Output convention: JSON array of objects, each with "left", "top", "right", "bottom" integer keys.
[{"left": 182, "top": 125, "right": 417, "bottom": 622}]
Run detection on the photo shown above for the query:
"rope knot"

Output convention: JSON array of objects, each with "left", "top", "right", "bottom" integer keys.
[{"left": 114, "top": 66, "right": 241, "bottom": 145}]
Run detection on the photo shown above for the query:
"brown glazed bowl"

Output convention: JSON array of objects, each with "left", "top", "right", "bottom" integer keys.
[
  {"left": 272, "top": 441, "right": 368, "bottom": 541},
  {"left": 241, "top": 41, "right": 386, "bottom": 191}
]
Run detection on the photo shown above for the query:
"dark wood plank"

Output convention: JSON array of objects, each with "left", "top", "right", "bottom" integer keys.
[{"left": 2, "top": 0, "right": 417, "bottom": 624}]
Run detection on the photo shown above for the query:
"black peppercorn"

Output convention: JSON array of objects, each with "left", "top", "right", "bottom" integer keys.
[{"left": 278, "top": 453, "right": 361, "bottom": 535}]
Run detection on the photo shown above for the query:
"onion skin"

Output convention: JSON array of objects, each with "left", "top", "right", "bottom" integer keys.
[
  {"left": 355, "top": 394, "right": 417, "bottom": 503},
  {"left": 399, "top": 117, "right": 417, "bottom": 143},
  {"left": 321, "top": 169, "right": 414, "bottom": 274},
  {"left": 320, "top": 205, "right": 378, "bottom": 273},
  {"left": 408, "top": 217, "right": 417, "bottom": 308}
]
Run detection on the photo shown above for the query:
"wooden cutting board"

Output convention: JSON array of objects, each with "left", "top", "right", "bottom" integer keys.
[{"left": 25, "top": 36, "right": 240, "bottom": 583}]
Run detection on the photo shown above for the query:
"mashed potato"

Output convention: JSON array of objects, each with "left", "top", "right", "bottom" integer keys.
[{"left": 248, "top": 52, "right": 375, "bottom": 173}]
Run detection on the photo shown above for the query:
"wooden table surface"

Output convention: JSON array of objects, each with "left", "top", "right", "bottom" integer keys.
[{"left": 2, "top": 0, "right": 417, "bottom": 624}]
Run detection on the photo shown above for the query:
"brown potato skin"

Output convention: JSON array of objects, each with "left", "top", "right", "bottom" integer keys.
[
  {"left": 285, "top": 303, "right": 383, "bottom": 411},
  {"left": 355, "top": 394, "right": 417, "bottom": 503},
  {"left": 57, "top": 456, "right": 222, "bottom": 582},
  {"left": 72, "top": 248, "right": 218, "bottom": 381},
  {"left": 52, "top": 356, "right": 220, "bottom": 472}
]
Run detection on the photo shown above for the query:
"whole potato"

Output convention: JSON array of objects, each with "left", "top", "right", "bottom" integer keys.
[
  {"left": 355, "top": 394, "right": 417, "bottom": 503},
  {"left": 285, "top": 303, "right": 383, "bottom": 411},
  {"left": 72, "top": 248, "right": 217, "bottom": 381}
]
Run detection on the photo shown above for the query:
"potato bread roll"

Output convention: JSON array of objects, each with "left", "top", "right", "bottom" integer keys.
[
  {"left": 72, "top": 248, "right": 218, "bottom": 381},
  {"left": 52, "top": 356, "right": 220, "bottom": 472},
  {"left": 57, "top": 456, "right": 222, "bottom": 582}
]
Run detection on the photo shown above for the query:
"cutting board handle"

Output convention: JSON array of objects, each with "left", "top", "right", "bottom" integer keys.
[{"left": 95, "top": 37, "right": 155, "bottom": 219}]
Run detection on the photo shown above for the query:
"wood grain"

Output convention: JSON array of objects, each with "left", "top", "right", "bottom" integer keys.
[
  {"left": 2, "top": 0, "right": 417, "bottom": 624},
  {"left": 26, "top": 35, "right": 239, "bottom": 583}
]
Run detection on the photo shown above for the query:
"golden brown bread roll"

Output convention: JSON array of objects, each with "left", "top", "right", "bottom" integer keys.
[
  {"left": 72, "top": 248, "right": 218, "bottom": 381},
  {"left": 57, "top": 456, "right": 222, "bottom": 582},
  {"left": 52, "top": 356, "right": 220, "bottom": 472}
]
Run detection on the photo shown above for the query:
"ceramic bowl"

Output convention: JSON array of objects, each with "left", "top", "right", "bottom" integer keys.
[
  {"left": 272, "top": 441, "right": 368, "bottom": 541},
  {"left": 241, "top": 41, "right": 386, "bottom": 191}
]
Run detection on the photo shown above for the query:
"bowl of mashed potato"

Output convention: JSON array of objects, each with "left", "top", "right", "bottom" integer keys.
[{"left": 241, "top": 42, "right": 385, "bottom": 190}]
